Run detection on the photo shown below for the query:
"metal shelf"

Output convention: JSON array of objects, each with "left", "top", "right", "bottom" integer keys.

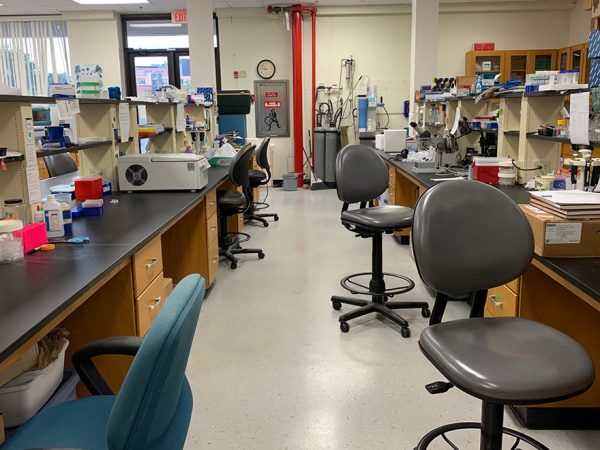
[
  {"left": 36, "top": 140, "right": 112, "bottom": 158},
  {"left": 1, "top": 154, "right": 24, "bottom": 163},
  {"left": 504, "top": 130, "right": 521, "bottom": 137},
  {"left": 526, "top": 133, "right": 600, "bottom": 147}
]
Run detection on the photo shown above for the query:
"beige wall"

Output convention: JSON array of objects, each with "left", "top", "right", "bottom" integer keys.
[
  {"left": 569, "top": 0, "right": 592, "bottom": 46},
  {"left": 438, "top": 10, "right": 571, "bottom": 77},
  {"left": 65, "top": 11, "right": 125, "bottom": 89}
]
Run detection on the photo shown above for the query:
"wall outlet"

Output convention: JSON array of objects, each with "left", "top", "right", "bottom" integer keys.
[
  {"left": 90, "top": 168, "right": 104, "bottom": 177},
  {"left": 533, "top": 159, "right": 552, "bottom": 172},
  {"left": 239, "top": 70, "right": 247, "bottom": 79}
]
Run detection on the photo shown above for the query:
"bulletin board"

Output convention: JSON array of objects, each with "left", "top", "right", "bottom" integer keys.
[{"left": 254, "top": 80, "right": 290, "bottom": 137}]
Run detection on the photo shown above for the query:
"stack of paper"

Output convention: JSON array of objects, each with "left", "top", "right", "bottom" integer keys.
[{"left": 529, "top": 190, "right": 600, "bottom": 219}]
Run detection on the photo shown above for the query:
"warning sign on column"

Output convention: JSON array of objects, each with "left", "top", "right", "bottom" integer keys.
[{"left": 264, "top": 101, "right": 281, "bottom": 108}]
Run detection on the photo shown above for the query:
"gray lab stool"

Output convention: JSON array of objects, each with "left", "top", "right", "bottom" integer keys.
[
  {"left": 330, "top": 145, "right": 430, "bottom": 337},
  {"left": 411, "top": 180, "right": 595, "bottom": 450}
]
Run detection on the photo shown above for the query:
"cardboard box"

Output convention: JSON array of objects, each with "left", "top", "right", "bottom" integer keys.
[{"left": 520, "top": 205, "right": 600, "bottom": 258}]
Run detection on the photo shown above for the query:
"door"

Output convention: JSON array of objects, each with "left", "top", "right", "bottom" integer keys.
[
  {"left": 505, "top": 51, "right": 529, "bottom": 84},
  {"left": 558, "top": 47, "right": 570, "bottom": 71},
  {"left": 528, "top": 50, "right": 557, "bottom": 73}
]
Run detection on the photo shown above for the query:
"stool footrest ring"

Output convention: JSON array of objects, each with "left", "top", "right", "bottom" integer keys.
[
  {"left": 340, "top": 272, "right": 415, "bottom": 297},
  {"left": 414, "top": 422, "right": 550, "bottom": 450}
]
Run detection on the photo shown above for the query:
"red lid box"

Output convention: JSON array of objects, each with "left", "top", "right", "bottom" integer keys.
[{"left": 74, "top": 176, "right": 103, "bottom": 201}]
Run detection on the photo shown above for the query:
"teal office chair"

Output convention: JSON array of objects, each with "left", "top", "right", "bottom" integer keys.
[{"left": 1, "top": 274, "right": 206, "bottom": 450}]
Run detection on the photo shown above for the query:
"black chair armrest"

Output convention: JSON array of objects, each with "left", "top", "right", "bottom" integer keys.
[{"left": 72, "top": 336, "right": 143, "bottom": 396}]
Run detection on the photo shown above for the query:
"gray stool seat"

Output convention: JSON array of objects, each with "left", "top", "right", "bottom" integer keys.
[
  {"left": 420, "top": 317, "right": 595, "bottom": 405},
  {"left": 249, "top": 169, "right": 267, "bottom": 184},
  {"left": 217, "top": 190, "right": 245, "bottom": 208},
  {"left": 341, "top": 205, "right": 413, "bottom": 231}
]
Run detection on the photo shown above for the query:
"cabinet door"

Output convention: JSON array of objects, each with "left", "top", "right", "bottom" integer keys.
[
  {"left": 505, "top": 51, "right": 529, "bottom": 84},
  {"left": 558, "top": 47, "right": 570, "bottom": 71},
  {"left": 570, "top": 44, "right": 586, "bottom": 74},
  {"left": 528, "top": 50, "right": 557, "bottom": 73},
  {"left": 466, "top": 51, "right": 505, "bottom": 81}
]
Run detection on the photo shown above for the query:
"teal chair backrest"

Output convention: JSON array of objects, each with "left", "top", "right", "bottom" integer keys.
[{"left": 107, "top": 274, "right": 206, "bottom": 450}]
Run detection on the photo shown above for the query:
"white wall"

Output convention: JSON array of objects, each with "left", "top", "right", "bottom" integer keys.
[
  {"left": 65, "top": 11, "right": 125, "bottom": 89},
  {"left": 569, "top": 0, "right": 592, "bottom": 46}
]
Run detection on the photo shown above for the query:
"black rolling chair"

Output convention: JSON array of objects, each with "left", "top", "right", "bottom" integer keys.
[
  {"left": 411, "top": 180, "right": 595, "bottom": 450},
  {"left": 44, "top": 153, "right": 78, "bottom": 177},
  {"left": 244, "top": 137, "right": 279, "bottom": 227},
  {"left": 330, "top": 145, "right": 430, "bottom": 337},
  {"left": 217, "top": 143, "right": 265, "bottom": 270}
]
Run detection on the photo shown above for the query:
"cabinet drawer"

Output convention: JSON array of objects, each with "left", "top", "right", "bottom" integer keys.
[
  {"left": 388, "top": 166, "right": 396, "bottom": 184},
  {"left": 207, "top": 239, "right": 219, "bottom": 286},
  {"left": 136, "top": 274, "right": 166, "bottom": 336},
  {"left": 204, "top": 190, "right": 217, "bottom": 219},
  {"left": 132, "top": 235, "right": 163, "bottom": 297},
  {"left": 506, "top": 277, "right": 520, "bottom": 295},
  {"left": 206, "top": 211, "right": 218, "bottom": 246},
  {"left": 486, "top": 284, "right": 518, "bottom": 317}
]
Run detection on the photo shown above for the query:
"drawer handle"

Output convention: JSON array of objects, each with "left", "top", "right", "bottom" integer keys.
[
  {"left": 209, "top": 201, "right": 216, "bottom": 207},
  {"left": 489, "top": 295, "right": 503, "bottom": 307},
  {"left": 146, "top": 258, "right": 159, "bottom": 269},
  {"left": 210, "top": 226, "right": 217, "bottom": 232},
  {"left": 212, "top": 258, "right": 218, "bottom": 264},
  {"left": 148, "top": 296, "right": 162, "bottom": 310}
]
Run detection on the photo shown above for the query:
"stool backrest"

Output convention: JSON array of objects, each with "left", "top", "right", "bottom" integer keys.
[
  {"left": 255, "top": 137, "right": 271, "bottom": 171},
  {"left": 228, "top": 143, "right": 256, "bottom": 188},
  {"left": 412, "top": 180, "right": 534, "bottom": 298},
  {"left": 335, "top": 145, "right": 387, "bottom": 204}
]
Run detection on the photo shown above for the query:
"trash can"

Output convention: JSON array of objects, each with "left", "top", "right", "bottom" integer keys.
[{"left": 282, "top": 173, "right": 299, "bottom": 191}]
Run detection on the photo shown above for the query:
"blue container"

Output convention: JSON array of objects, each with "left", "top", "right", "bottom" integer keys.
[
  {"left": 357, "top": 96, "right": 368, "bottom": 131},
  {"left": 83, "top": 206, "right": 103, "bottom": 216},
  {"left": 46, "top": 126, "right": 64, "bottom": 141},
  {"left": 108, "top": 86, "right": 121, "bottom": 100}
]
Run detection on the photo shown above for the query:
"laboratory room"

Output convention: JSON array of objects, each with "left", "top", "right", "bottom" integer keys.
[{"left": 1, "top": 0, "right": 600, "bottom": 449}]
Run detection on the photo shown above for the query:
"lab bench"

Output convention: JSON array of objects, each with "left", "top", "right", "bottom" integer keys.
[
  {"left": 382, "top": 152, "right": 600, "bottom": 429},
  {"left": 0, "top": 166, "right": 234, "bottom": 396}
]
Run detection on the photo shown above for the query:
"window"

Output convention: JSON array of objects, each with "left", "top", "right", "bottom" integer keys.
[{"left": 0, "top": 21, "right": 70, "bottom": 96}]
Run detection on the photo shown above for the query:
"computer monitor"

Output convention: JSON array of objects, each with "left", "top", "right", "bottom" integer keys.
[{"left": 32, "top": 107, "right": 52, "bottom": 126}]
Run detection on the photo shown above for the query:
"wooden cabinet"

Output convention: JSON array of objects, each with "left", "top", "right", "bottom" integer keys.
[
  {"left": 136, "top": 274, "right": 167, "bottom": 336},
  {"left": 132, "top": 235, "right": 163, "bottom": 297},
  {"left": 528, "top": 50, "right": 557, "bottom": 73},
  {"left": 465, "top": 51, "right": 506, "bottom": 82},
  {"left": 484, "top": 283, "right": 518, "bottom": 318},
  {"left": 558, "top": 47, "right": 570, "bottom": 71},
  {"left": 505, "top": 50, "right": 530, "bottom": 85}
]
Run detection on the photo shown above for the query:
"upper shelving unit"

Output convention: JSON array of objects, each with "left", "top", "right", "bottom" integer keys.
[{"left": 36, "top": 140, "right": 113, "bottom": 158}]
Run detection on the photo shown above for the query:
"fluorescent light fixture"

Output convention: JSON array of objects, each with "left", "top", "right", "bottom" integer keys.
[
  {"left": 73, "top": 0, "right": 149, "bottom": 5},
  {"left": 129, "top": 23, "right": 183, "bottom": 28}
]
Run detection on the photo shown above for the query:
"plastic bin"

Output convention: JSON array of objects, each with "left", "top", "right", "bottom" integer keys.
[
  {"left": 0, "top": 341, "right": 68, "bottom": 427},
  {"left": 282, "top": 173, "right": 299, "bottom": 191},
  {"left": 41, "top": 369, "right": 79, "bottom": 411}
]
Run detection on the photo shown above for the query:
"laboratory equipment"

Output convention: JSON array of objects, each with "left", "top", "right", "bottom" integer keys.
[
  {"left": 0, "top": 219, "right": 24, "bottom": 263},
  {"left": 32, "top": 107, "right": 52, "bottom": 127},
  {"left": 74, "top": 176, "right": 103, "bottom": 201},
  {"left": 3, "top": 199, "right": 27, "bottom": 223},
  {"left": 21, "top": 222, "right": 48, "bottom": 254},
  {"left": 324, "top": 127, "right": 340, "bottom": 184},
  {"left": 313, "top": 127, "right": 327, "bottom": 180},
  {"left": 383, "top": 130, "right": 408, "bottom": 153},
  {"left": 118, "top": 154, "right": 210, "bottom": 192}
]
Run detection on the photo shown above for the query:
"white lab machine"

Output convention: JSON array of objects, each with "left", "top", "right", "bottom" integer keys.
[
  {"left": 383, "top": 129, "right": 408, "bottom": 152},
  {"left": 118, "top": 154, "right": 210, "bottom": 192}
]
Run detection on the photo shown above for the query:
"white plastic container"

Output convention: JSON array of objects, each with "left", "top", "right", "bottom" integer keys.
[
  {"left": 0, "top": 219, "right": 24, "bottom": 264},
  {"left": 0, "top": 340, "right": 68, "bottom": 427},
  {"left": 43, "top": 194, "right": 64, "bottom": 238}
]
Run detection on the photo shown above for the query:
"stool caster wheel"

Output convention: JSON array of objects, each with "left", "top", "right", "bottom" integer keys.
[
  {"left": 332, "top": 301, "right": 342, "bottom": 311},
  {"left": 258, "top": 252, "right": 265, "bottom": 260},
  {"left": 263, "top": 222, "right": 269, "bottom": 228},
  {"left": 340, "top": 322, "right": 350, "bottom": 333},
  {"left": 274, "top": 216, "right": 279, "bottom": 221},
  {"left": 421, "top": 308, "right": 431, "bottom": 318},
  {"left": 401, "top": 327, "right": 411, "bottom": 338},
  {"left": 230, "top": 261, "right": 238, "bottom": 270}
]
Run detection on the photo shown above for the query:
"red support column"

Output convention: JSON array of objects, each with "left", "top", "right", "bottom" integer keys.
[
  {"left": 291, "top": 6, "right": 304, "bottom": 187},
  {"left": 311, "top": 11, "right": 316, "bottom": 172}
]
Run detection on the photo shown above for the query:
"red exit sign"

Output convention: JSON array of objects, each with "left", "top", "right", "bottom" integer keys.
[{"left": 172, "top": 10, "right": 187, "bottom": 24}]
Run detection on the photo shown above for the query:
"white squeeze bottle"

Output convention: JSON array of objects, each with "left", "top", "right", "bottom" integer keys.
[{"left": 43, "top": 194, "right": 64, "bottom": 238}]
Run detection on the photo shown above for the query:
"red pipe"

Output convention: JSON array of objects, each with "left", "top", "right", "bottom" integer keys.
[
  {"left": 311, "top": 11, "right": 316, "bottom": 172},
  {"left": 291, "top": 6, "right": 304, "bottom": 187}
]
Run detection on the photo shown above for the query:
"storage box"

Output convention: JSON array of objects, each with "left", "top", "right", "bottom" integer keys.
[
  {"left": 74, "top": 176, "right": 103, "bottom": 201},
  {"left": 520, "top": 205, "right": 600, "bottom": 258},
  {"left": 0, "top": 341, "right": 68, "bottom": 427},
  {"left": 590, "top": 59, "right": 600, "bottom": 88}
]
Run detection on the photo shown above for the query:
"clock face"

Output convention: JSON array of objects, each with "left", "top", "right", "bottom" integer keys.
[{"left": 257, "top": 59, "right": 276, "bottom": 79}]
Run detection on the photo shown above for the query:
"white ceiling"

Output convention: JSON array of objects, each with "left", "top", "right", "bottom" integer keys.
[{"left": 0, "top": 0, "right": 568, "bottom": 16}]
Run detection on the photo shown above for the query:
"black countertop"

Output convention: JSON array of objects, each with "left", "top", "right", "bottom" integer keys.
[
  {"left": 381, "top": 153, "right": 600, "bottom": 304},
  {"left": 0, "top": 166, "right": 229, "bottom": 364}
]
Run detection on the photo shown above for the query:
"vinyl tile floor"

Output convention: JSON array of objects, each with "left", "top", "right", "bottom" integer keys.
[{"left": 185, "top": 187, "right": 600, "bottom": 450}]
